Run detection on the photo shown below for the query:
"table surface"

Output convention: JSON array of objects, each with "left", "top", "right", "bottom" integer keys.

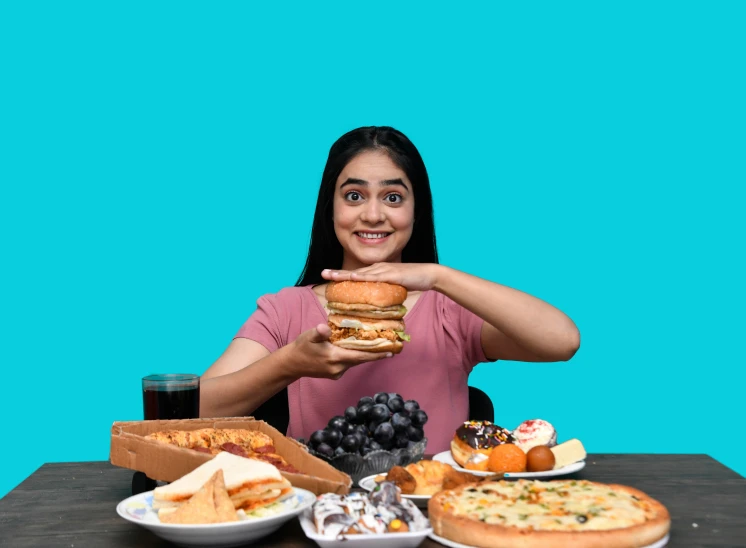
[{"left": 0, "top": 455, "right": 744, "bottom": 547}]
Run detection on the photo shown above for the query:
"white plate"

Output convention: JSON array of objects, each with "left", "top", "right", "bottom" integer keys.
[
  {"left": 429, "top": 531, "right": 669, "bottom": 548},
  {"left": 299, "top": 508, "right": 432, "bottom": 548},
  {"left": 357, "top": 474, "right": 431, "bottom": 508},
  {"left": 432, "top": 450, "right": 586, "bottom": 478},
  {"left": 116, "top": 488, "right": 315, "bottom": 547}
]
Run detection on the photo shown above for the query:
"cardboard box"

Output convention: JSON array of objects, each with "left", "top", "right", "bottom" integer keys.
[{"left": 109, "top": 417, "right": 352, "bottom": 495}]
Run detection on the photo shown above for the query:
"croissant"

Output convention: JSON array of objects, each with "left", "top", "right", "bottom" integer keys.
[{"left": 379, "top": 460, "right": 482, "bottom": 496}]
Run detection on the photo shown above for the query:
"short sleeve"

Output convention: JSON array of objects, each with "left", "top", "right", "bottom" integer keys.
[
  {"left": 234, "top": 293, "right": 287, "bottom": 353},
  {"left": 442, "top": 296, "right": 496, "bottom": 373}
]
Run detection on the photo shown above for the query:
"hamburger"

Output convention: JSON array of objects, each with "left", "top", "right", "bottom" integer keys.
[{"left": 325, "top": 281, "right": 411, "bottom": 354}]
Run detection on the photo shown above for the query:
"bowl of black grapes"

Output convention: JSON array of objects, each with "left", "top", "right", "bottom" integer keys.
[{"left": 300, "top": 392, "right": 428, "bottom": 484}]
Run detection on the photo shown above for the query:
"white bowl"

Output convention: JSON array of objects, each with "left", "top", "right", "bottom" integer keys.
[
  {"left": 116, "top": 488, "right": 315, "bottom": 547},
  {"left": 298, "top": 508, "right": 433, "bottom": 548}
]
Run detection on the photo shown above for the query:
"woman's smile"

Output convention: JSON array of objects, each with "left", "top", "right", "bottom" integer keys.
[{"left": 354, "top": 231, "right": 392, "bottom": 244}]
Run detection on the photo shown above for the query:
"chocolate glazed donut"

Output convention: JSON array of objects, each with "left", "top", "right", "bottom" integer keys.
[{"left": 450, "top": 421, "right": 515, "bottom": 469}]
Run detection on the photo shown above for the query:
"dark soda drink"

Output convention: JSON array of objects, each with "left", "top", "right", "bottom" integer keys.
[
  {"left": 134, "top": 374, "right": 200, "bottom": 495},
  {"left": 143, "top": 385, "right": 200, "bottom": 420}
]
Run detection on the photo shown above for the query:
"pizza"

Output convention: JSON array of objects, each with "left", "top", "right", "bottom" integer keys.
[
  {"left": 428, "top": 479, "right": 670, "bottom": 548},
  {"left": 144, "top": 428, "right": 300, "bottom": 473}
]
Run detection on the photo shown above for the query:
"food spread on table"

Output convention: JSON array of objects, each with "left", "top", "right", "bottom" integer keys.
[
  {"left": 311, "top": 481, "right": 429, "bottom": 536},
  {"left": 116, "top": 392, "right": 669, "bottom": 548},
  {"left": 451, "top": 419, "right": 586, "bottom": 474},
  {"left": 429, "top": 478, "right": 671, "bottom": 547},
  {"left": 145, "top": 427, "right": 300, "bottom": 472}
]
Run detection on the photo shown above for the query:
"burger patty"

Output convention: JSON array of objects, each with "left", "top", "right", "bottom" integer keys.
[{"left": 329, "top": 326, "right": 400, "bottom": 343}]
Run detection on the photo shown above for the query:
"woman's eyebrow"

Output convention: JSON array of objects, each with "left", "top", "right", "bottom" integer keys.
[{"left": 340, "top": 178, "right": 409, "bottom": 191}]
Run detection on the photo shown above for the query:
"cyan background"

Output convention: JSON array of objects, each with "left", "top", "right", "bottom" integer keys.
[{"left": 1, "top": 2, "right": 744, "bottom": 499}]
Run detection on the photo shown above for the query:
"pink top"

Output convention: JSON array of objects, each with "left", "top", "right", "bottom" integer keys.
[{"left": 235, "top": 285, "right": 493, "bottom": 453}]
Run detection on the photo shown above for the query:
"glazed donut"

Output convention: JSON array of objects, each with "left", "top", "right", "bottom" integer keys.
[{"left": 450, "top": 421, "right": 515, "bottom": 470}]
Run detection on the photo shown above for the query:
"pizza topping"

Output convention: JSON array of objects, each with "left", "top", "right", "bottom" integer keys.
[{"left": 219, "top": 442, "right": 248, "bottom": 457}]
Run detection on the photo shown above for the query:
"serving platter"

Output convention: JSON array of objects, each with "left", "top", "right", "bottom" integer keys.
[
  {"left": 116, "top": 487, "right": 315, "bottom": 547},
  {"left": 432, "top": 450, "right": 585, "bottom": 478}
]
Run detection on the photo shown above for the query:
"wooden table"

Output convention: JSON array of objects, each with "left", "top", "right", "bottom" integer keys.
[{"left": 0, "top": 455, "right": 743, "bottom": 547}]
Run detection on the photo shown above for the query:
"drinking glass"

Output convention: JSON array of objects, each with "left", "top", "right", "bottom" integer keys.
[
  {"left": 142, "top": 374, "right": 200, "bottom": 420},
  {"left": 133, "top": 373, "right": 200, "bottom": 495}
]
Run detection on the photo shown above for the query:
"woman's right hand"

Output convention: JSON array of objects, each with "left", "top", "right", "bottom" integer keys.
[{"left": 286, "top": 323, "right": 392, "bottom": 380}]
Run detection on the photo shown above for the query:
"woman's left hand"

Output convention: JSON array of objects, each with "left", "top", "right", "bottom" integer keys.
[{"left": 321, "top": 263, "right": 443, "bottom": 292}]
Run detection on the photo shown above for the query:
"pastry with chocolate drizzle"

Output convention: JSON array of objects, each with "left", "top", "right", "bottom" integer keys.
[{"left": 451, "top": 421, "right": 516, "bottom": 470}]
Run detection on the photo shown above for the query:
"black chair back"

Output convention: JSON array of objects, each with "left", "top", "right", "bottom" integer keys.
[
  {"left": 468, "top": 386, "right": 494, "bottom": 422},
  {"left": 250, "top": 388, "right": 290, "bottom": 434}
]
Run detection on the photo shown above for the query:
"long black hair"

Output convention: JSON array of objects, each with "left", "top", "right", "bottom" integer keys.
[{"left": 295, "top": 126, "right": 438, "bottom": 287}]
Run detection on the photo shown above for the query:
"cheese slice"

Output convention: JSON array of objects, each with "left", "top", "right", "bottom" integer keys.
[
  {"left": 339, "top": 319, "right": 370, "bottom": 329},
  {"left": 550, "top": 438, "right": 586, "bottom": 469}
]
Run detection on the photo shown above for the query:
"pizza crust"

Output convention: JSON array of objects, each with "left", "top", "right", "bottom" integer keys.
[{"left": 428, "top": 481, "right": 670, "bottom": 548}]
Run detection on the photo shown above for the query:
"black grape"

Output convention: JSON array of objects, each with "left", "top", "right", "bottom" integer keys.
[
  {"left": 327, "top": 416, "right": 347, "bottom": 431},
  {"left": 387, "top": 396, "right": 404, "bottom": 413},
  {"left": 352, "top": 431, "right": 367, "bottom": 448},
  {"left": 326, "top": 429, "right": 343, "bottom": 448},
  {"left": 310, "top": 430, "right": 328, "bottom": 447},
  {"left": 373, "top": 392, "right": 389, "bottom": 404},
  {"left": 411, "top": 409, "right": 428, "bottom": 427},
  {"left": 369, "top": 404, "right": 390, "bottom": 423},
  {"left": 373, "top": 422, "right": 395, "bottom": 444},
  {"left": 403, "top": 400, "right": 419, "bottom": 414},
  {"left": 357, "top": 402, "right": 374, "bottom": 420},
  {"left": 341, "top": 434, "right": 361, "bottom": 453},
  {"left": 406, "top": 425, "right": 424, "bottom": 442},
  {"left": 391, "top": 412, "right": 412, "bottom": 432},
  {"left": 344, "top": 406, "right": 359, "bottom": 424},
  {"left": 316, "top": 443, "right": 334, "bottom": 457}
]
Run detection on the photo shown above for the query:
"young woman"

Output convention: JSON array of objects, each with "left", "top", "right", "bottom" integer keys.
[{"left": 200, "top": 126, "right": 580, "bottom": 452}]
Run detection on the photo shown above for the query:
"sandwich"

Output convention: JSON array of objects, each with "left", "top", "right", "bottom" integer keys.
[
  {"left": 152, "top": 451, "right": 293, "bottom": 514},
  {"left": 326, "top": 281, "right": 410, "bottom": 354},
  {"left": 159, "top": 469, "right": 238, "bottom": 524}
]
